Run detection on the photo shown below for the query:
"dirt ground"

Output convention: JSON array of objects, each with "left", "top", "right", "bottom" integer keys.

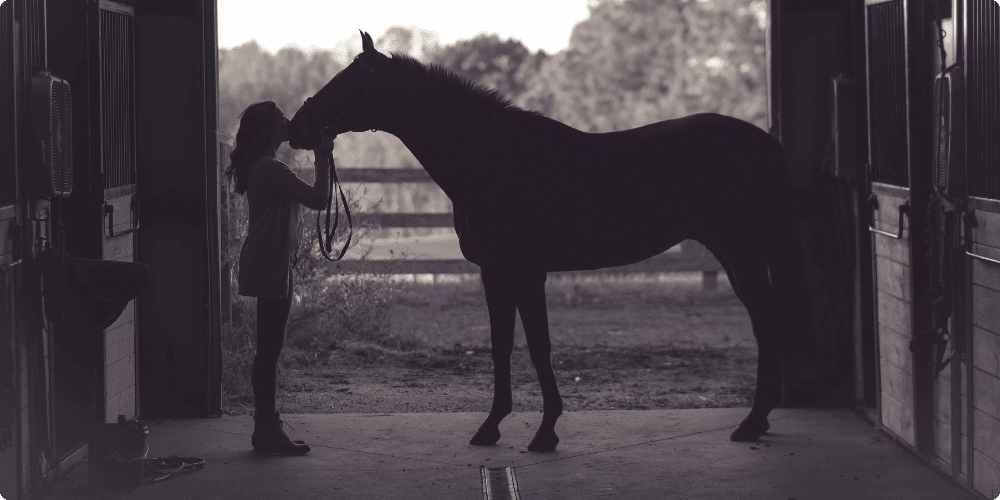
[{"left": 230, "top": 275, "right": 761, "bottom": 417}]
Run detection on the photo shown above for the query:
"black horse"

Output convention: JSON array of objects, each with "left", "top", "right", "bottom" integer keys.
[{"left": 289, "top": 31, "right": 814, "bottom": 451}]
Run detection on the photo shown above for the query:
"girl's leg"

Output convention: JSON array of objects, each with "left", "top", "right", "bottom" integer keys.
[
  {"left": 251, "top": 294, "right": 309, "bottom": 454},
  {"left": 253, "top": 295, "right": 292, "bottom": 415}
]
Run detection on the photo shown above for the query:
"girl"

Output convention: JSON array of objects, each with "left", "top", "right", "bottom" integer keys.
[{"left": 224, "top": 101, "right": 334, "bottom": 455}]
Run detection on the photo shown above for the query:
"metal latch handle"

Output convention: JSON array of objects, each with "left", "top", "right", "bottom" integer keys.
[
  {"left": 869, "top": 196, "right": 910, "bottom": 239},
  {"left": 964, "top": 210, "right": 1000, "bottom": 265},
  {"left": 105, "top": 197, "right": 140, "bottom": 237},
  {"left": 5, "top": 221, "right": 23, "bottom": 267}
]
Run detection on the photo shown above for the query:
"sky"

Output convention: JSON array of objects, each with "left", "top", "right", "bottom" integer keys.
[{"left": 218, "top": 0, "right": 592, "bottom": 55}]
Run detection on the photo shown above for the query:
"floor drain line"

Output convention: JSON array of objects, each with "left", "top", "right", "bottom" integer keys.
[{"left": 480, "top": 466, "right": 520, "bottom": 500}]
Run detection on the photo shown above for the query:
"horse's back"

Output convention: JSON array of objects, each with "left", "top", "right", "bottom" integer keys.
[
  {"left": 457, "top": 112, "right": 789, "bottom": 271},
  {"left": 508, "top": 113, "right": 783, "bottom": 199},
  {"left": 592, "top": 113, "right": 780, "bottom": 177}
]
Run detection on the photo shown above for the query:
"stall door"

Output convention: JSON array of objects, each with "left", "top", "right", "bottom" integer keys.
[
  {"left": 926, "top": 3, "right": 971, "bottom": 483},
  {"left": 963, "top": 0, "right": 1000, "bottom": 495},
  {"left": 93, "top": 0, "right": 139, "bottom": 425},
  {"left": 865, "top": 0, "right": 921, "bottom": 449}
]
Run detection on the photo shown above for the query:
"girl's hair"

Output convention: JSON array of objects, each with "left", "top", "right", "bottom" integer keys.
[{"left": 224, "top": 101, "right": 278, "bottom": 195}]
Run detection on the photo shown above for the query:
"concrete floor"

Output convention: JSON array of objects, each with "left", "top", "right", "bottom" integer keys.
[{"left": 40, "top": 408, "right": 979, "bottom": 500}]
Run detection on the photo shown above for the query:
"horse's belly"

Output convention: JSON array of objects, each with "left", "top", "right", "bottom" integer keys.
[{"left": 530, "top": 219, "right": 693, "bottom": 272}]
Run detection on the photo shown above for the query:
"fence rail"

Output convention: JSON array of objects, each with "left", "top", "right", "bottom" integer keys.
[
  {"left": 356, "top": 212, "right": 454, "bottom": 228},
  {"left": 339, "top": 167, "right": 434, "bottom": 183},
  {"left": 334, "top": 167, "right": 724, "bottom": 290}
]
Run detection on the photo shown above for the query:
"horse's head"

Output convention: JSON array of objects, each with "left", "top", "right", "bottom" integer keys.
[{"left": 288, "top": 31, "right": 389, "bottom": 150}]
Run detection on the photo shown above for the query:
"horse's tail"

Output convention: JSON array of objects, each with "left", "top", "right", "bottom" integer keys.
[{"left": 764, "top": 141, "right": 816, "bottom": 353}]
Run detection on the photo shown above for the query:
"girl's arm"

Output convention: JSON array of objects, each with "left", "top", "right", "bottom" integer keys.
[{"left": 259, "top": 156, "right": 331, "bottom": 210}]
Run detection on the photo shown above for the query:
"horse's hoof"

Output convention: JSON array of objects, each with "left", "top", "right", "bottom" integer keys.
[
  {"left": 470, "top": 425, "right": 501, "bottom": 446},
  {"left": 527, "top": 429, "right": 559, "bottom": 452},
  {"left": 730, "top": 418, "right": 770, "bottom": 442}
]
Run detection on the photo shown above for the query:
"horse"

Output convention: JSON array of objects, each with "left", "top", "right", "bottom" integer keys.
[{"left": 289, "top": 31, "right": 814, "bottom": 452}]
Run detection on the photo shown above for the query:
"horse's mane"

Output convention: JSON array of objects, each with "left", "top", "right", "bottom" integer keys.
[{"left": 388, "top": 53, "right": 539, "bottom": 117}]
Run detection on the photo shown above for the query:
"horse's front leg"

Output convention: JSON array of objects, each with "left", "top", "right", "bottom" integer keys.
[
  {"left": 515, "top": 270, "right": 562, "bottom": 452},
  {"left": 469, "top": 267, "right": 517, "bottom": 446}
]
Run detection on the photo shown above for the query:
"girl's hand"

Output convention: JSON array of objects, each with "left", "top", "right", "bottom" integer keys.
[{"left": 313, "top": 131, "right": 335, "bottom": 163}]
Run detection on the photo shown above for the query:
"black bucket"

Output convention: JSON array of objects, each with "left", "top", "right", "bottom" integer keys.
[{"left": 93, "top": 415, "right": 148, "bottom": 489}]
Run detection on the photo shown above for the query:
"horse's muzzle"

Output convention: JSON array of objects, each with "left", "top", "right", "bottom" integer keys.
[{"left": 287, "top": 121, "right": 312, "bottom": 150}]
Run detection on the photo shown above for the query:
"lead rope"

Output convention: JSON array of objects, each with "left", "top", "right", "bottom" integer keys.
[
  {"left": 908, "top": 12, "right": 961, "bottom": 378},
  {"left": 317, "top": 150, "right": 353, "bottom": 261}
]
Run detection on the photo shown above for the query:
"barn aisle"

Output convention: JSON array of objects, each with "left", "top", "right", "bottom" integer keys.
[{"left": 38, "top": 408, "right": 977, "bottom": 499}]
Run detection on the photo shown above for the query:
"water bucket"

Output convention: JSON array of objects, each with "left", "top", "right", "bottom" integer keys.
[{"left": 92, "top": 414, "right": 148, "bottom": 489}]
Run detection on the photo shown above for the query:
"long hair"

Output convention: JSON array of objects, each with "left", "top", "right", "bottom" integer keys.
[{"left": 224, "top": 101, "right": 277, "bottom": 195}]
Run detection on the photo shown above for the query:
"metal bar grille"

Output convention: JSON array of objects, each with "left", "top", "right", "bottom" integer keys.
[
  {"left": 0, "top": 2, "right": 15, "bottom": 208},
  {"left": 967, "top": 0, "right": 1000, "bottom": 200},
  {"left": 866, "top": 0, "right": 909, "bottom": 187},
  {"left": 19, "top": 0, "right": 41, "bottom": 78},
  {"left": 99, "top": 7, "right": 135, "bottom": 191},
  {"left": 13, "top": 0, "right": 43, "bottom": 202}
]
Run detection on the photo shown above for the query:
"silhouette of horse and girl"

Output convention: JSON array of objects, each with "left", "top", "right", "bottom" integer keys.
[{"left": 228, "top": 31, "right": 815, "bottom": 455}]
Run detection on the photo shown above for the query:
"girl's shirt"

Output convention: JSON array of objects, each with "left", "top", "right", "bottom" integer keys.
[{"left": 237, "top": 156, "right": 329, "bottom": 298}]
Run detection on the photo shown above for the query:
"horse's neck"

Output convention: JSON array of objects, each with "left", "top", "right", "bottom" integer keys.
[
  {"left": 377, "top": 85, "right": 593, "bottom": 203},
  {"left": 383, "top": 91, "right": 506, "bottom": 170}
]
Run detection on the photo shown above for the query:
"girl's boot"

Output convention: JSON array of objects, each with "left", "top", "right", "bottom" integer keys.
[{"left": 252, "top": 411, "right": 310, "bottom": 455}]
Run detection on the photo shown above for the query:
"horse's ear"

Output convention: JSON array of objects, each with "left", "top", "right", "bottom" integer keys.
[{"left": 360, "top": 30, "right": 375, "bottom": 53}]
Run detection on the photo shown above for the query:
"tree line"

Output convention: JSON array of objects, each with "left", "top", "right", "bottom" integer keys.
[{"left": 219, "top": 0, "right": 767, "bottom": 178}]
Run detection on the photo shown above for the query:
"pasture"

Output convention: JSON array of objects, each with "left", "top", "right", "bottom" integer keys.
[{"left": 222, "top": 275, "right": 760, "bottom": 416}]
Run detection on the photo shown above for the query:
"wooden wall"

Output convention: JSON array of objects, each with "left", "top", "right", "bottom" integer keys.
[
  {"left": 769, "top": 1, "right": 862, "bottom": 409},
  {"left": 0, "top": 224, "right": 14, "bottom": 492},
  {"left": 0, "top": 265, "right": 19, "bottom": 500},
  {"left": 6, "top": 1, "right": 54, "bottom": 496},
  {"left": 134, "top": 0, "right": 222, "bottom": 418},
  {"left": 927, "top": 323, "right": 968, "bottom": 480},
  {"left": 969, "top": 202, "right": 1000, "bottom": 498},
  {"left": 0, "top": 3, "right": 18, "bottom": 494},
  {"left": 17, "top": 287, "right": 30, "bottom": 498}
]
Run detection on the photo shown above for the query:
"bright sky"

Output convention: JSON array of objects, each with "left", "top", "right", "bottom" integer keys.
[{"left": 218, "top": 0, "right": 592, "bottom": 55}]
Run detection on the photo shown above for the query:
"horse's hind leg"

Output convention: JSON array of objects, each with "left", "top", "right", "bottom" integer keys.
[
  {"left": 705, "top": 238, "right": 784, "bottom": 441},
  {"left": 469, "top": 267, "right": 517, "bottom": 446},
  {"left": 513, "top": 270, "right": 562, "bottom": 452}
]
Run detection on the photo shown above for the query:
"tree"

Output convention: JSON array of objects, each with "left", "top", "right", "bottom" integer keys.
[
  {"left": 516, "top": 0, "right": 768, "bottom": 132},
  {"left": 427, "top": 33, "right": 545, "bottom": 102}
]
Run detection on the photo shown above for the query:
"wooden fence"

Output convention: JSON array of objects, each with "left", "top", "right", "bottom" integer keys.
[{"left": 324, "top": 167, "right": 725, "bottom": 290}]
